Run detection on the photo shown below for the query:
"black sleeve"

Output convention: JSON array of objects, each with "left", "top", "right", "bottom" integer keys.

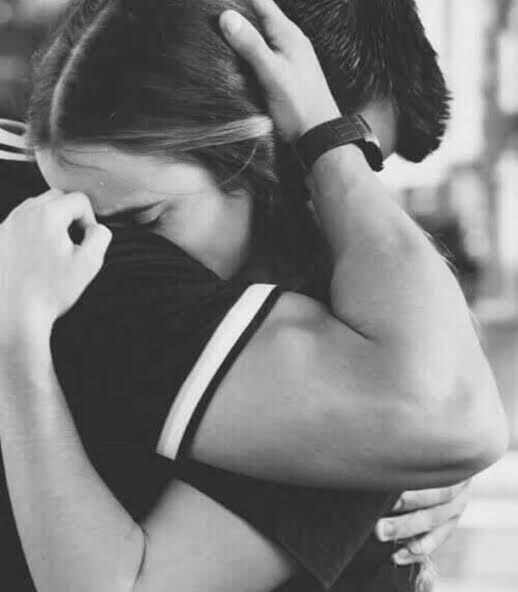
[
  {"left": 51, "top": 228, "right": 400, "bottom": 591},
  {"left": 0, "top": 159, "right": 49, "bottom": 222}
]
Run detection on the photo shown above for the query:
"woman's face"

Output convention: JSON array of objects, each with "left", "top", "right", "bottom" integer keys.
[
  {"left": 36, "top": 146, "right": 219, "bottom": 229},
  {"left": 35, "top": 145, "right": 254, "bottom": 277}
]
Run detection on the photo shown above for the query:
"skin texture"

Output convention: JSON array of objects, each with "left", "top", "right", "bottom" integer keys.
[{"left": 36, "top": 149, "right": 254, "bottom": 280}]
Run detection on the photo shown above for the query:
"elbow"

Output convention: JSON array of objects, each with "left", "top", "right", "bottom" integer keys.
[
  {"left": 452, "top": 398, "right": 510, "bottom": 476},
  {"left": 402, "top": 370, "right": 510, "bottom": 482},
  {"left": 121, "top": 526, "right": 148, "bottom": 592}
]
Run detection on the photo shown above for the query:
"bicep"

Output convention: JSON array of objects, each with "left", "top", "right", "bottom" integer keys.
[
  {"left": 136, "top": 480, "right": 294, "bottom": 592},
  {"left": 189, "top": 291, "right": 396, "bottom": 486},
  {"left": 188, "top": 292, "right": 476, "bottom": 490}
]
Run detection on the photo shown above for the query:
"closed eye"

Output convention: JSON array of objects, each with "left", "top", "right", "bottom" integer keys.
[{"left": 97, "top": 202, "right": 164, "bottom": 228}]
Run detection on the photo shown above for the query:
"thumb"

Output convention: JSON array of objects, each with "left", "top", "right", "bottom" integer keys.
[
  {"left": 76, "top": 223, "right": 112, "bottom": 277},
  {"left": 220, "top": 10, "right": 276, "bottom": 87}
]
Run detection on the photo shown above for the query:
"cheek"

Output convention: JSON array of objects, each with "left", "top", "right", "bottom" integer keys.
[
  {"left": 149, "top": 207, "right": 177, "bottom": 242},
  {"left": 35, "top": 151, "right": 94, "bottom": 197},
  {"left": 35, "top": 151, "right": 63, "bottom": 190}
]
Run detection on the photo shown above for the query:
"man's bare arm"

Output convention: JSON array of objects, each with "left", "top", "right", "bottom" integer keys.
[{"left": 187, "top": 1, "right": 508, "bottom": 490}]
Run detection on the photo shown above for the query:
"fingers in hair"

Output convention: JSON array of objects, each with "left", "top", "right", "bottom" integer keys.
[{"left": 220, "top": 11, "right": 275, "bottom": 82}]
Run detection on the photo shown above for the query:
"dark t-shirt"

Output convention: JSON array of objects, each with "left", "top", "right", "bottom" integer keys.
[{"left": 0, "top": 156, "right": 417, "bottom": 592}]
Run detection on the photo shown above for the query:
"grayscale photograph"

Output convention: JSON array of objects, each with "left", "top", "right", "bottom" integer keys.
[{"left": 0, "top": 1, "right": 517, "bottom": 591}]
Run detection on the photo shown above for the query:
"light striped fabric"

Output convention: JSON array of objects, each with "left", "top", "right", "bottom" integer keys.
[
  {"left": 0, "top": 119, "right": 31, "bottom": 162},
  {"left": 157, "top": 284, "right": 277, "bottom": 460}
]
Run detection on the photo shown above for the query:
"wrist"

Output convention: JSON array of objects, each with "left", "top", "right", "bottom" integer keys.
[
  {"left": 295, "top": 105, "right": 342, "bottom": 141},
  {"left": 0, "top": 313, "right": 53, "bottom": 364},
  {"left": 294, "top": 113, "right": 384, "bottom": 175},
  {"left": 0, "top": 322, "right": 54, "bottom": 433},
  {"left": 306, "top": 143, "right": 369, "bottom": 187}
]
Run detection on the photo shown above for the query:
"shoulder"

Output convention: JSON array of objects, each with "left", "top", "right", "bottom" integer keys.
[
  {"left": 0, "top": 159, "right": 49, "bottom": 222},
  {"left": 75, "top": 228, "right": 246, "bottom": 332}
]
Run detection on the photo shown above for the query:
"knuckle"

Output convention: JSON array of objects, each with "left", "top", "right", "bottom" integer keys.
[
  {"left": 69, "top": 191, "right": 89, "bottom": 205},
  {"left": 41, "top": 202, "right": 59, "bottom": 224},
  {"left": 415, "top": 537, "right": 433, "bottom": 556}
]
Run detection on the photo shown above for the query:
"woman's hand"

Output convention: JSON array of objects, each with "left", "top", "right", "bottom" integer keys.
[
  {"left": 376, "top": 481, "right": 470, "bottom": 565},
  {"left": 220, "top": 0, "right": 341, "bottom": 143},
  {"left": 0, "top": 190, "right": 111, "bottom": 342}
]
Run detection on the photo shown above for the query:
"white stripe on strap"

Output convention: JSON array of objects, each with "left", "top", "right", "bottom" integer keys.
[
  {"left": 157, "top": 283, "right": 277, "bottom": 460},
  {"left": 0, "top": 119, "right": 28, "bottom": 150},
  {"left": 0, "top": 119, "right": 31, "bottom": 161},
  {"left": 0, "top": 150, "right": 31, "bottom": 162}
]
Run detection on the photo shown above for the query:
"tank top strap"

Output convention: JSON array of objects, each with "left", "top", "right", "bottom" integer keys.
[{"left": 0, "top": 119, "right": 32, "bottom": 162}]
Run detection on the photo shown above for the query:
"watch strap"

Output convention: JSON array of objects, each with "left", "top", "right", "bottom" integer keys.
[{"left": 293, "top": 114, "right": 382, "bottom": 173}]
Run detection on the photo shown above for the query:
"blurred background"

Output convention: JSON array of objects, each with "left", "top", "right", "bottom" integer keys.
[
  {"left": 0, "top": 1, "right": 517, "bottom": 591},
  {"left": 384, "top": 3, "right": 518, "bottom": 591}
]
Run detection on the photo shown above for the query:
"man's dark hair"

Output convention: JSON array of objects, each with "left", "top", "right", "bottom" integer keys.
[{"left": 278, "top": 0, "right": 451, "bottom": 162}]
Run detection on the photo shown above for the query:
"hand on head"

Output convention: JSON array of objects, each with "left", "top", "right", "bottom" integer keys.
[{"left": 219, "top": 0, "right": 341, "bottom": 143}]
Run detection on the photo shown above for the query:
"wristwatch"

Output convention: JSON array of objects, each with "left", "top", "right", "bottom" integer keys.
[{"left": 293, "top": 114, "right": 384, "bottom": 173}]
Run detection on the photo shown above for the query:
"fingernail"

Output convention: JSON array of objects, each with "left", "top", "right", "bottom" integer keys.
[
  {"left": 393, "top": 550, "right": 412, "bottom": 565},
  {"left": 407, "top": 541, "right": 422, "bottom": 555},
  {"left": 222, "top": 11, "right": 242, "bottom": 35},
  {"left": 393, "top": 497, "right": 405, "bottom": 512},
  {"left": 378, "top": 521, "right": 396, "bottom": 541}
]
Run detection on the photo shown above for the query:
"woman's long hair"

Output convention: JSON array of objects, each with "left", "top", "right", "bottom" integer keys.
[{"left": 27, "top": 0, "right": 331, "bottom": 297}]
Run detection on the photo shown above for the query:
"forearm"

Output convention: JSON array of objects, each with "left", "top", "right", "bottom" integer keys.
[
  {"left": 192, "top": 145, "right": 506, "bottom": 486},
  {"left": 0, "top": 335, "right": 293, "bottom": 592},
  {"left": 309, "top": 146, "right": 466, "bottom": 343},
  {"left": 300, "top": 144, "right": 507, "bottom": 474},
  {"left": 307, "top": 145, "right": 494, "bottom": 399},
  {"left": 0, "top": 339, "right": 144, "bottom": 592}
]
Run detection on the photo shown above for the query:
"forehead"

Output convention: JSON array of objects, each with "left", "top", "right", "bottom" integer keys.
[{"left": 35, "top": 146, "right": 215, "bottom": 216}]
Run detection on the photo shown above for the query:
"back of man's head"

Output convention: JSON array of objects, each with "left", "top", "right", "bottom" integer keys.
[{"left": 277, "top": 0, "right": 450, "bottom": 162}]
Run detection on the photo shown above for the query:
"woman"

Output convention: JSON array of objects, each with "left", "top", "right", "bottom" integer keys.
[{"left": 0, "top": 1, "right": 507, "bottom": 591}]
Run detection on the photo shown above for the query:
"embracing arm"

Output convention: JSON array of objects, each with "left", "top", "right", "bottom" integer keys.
[
  {"left": 187, "top": 1, "right": 509, "bottom": 490},
  {"left": 0, "top": 346, "right": 292, "bottom": 592},
  {"left": 193, "top": 148, "right": 507, "bottom": 490},
  {"left": 0, "top": 196, "right": 293, "bottom": 592}
]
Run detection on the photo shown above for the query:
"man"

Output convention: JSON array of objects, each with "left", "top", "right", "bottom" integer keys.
[{"left": 0, "top": 1, "right": 504, "bottom": 592}]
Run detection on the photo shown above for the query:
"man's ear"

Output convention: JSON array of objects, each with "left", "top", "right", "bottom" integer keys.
[{"left": 359, "top": 100, "right": 398, "bottom": 159}]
